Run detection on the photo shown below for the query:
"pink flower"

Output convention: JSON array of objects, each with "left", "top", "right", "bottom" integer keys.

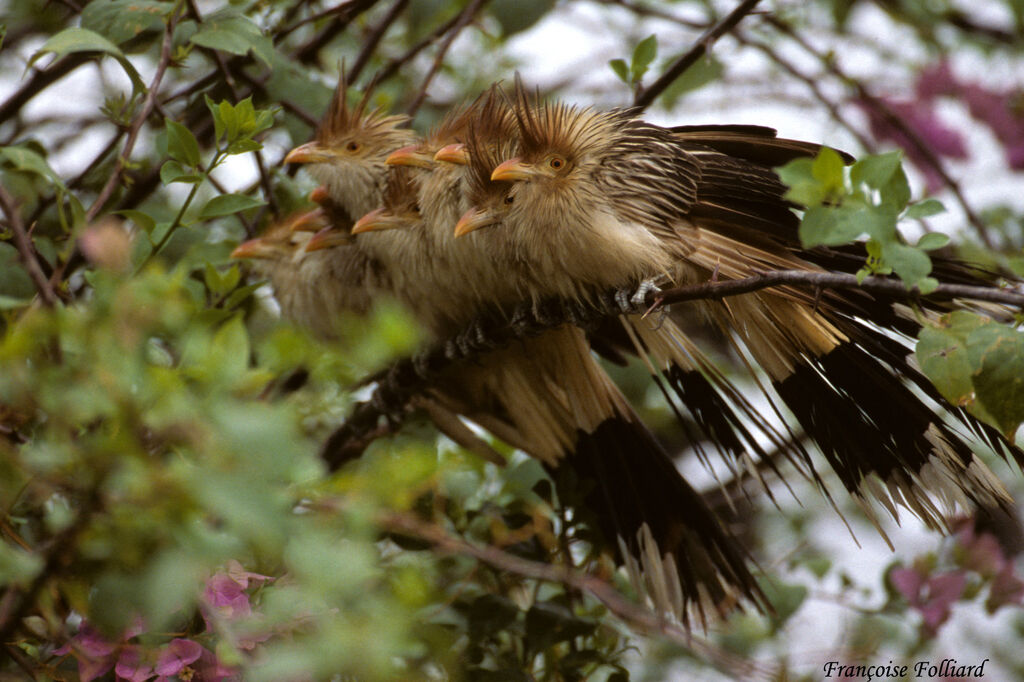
[
  {"left": 114, "top": 645, "right": 154, "bottom": 682},
  {"left": 54, "top": 623, "right": 121, "bottom": 682},
  {"left": 890, "top": 566, "right": 967, "bottom": 633},
  {"left": 205, "top": 574, "right": 252, "bottom": 620},
  {"left": 155, "top": 638, "right": 204, "bottom": 677},
  {"left": 855, "top": 97, "right": 968, "bottom": 193}
]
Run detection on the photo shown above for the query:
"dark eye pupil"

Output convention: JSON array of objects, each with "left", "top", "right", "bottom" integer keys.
[
  {"left": 347, "top": 142, "right": 358, "bottom": 151},
  {"left": 504, "top": 195, "right": 514, "bottom": 204}
]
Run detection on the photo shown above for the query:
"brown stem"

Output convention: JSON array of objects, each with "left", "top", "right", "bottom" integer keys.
[
  {"left": 656, "top": 270, "right": 1024, "bottom": 308},
  {"left": 84, "top": 6, "right": 182, "bottom": 224},
  {"left": 348, "top": 0, "right": 410, "bottom": 83},
  {"left": 765, "top": 15, "right": 996, "bottom": 250},
  {"left": 633, "top": 0, "right": 763, "bottom": 111},
  {"left": 374, "top": 509, "right": 770, "bottom": 677},
  {"left": 0, "top": 185, "right": 58, "bottom": 306},
  {"left": 405, "top": 0, "right": 488, "bottom": 116}
]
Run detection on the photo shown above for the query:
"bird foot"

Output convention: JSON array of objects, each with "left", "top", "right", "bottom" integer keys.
[{"left": 617, "top": 278, "right": 663, "bottom": 314}]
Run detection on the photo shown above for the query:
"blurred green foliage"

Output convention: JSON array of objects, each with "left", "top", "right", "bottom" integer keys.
[{"left": 2, "top": 0, "right": 1024, "bottom": 680}]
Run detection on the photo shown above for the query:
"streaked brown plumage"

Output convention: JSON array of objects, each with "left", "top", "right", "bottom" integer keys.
[
  {"left": 294, "top": 88, "right": 765, "bottom": 624},
  {"left": 483, "top": 79, "right": 1019, "bottom": 534}
]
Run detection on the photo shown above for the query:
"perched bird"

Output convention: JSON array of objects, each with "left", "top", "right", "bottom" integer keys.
[
  {"left": 230, "top": 209, "right": 381, "bottom": 339},
  {"left": 284, "top": 75, "right": 417, "bottom": 219},
  {"left": 295, "top": 91, "right": 767, "bottom": 625},
  {"left": 477, "top": 79, "right": 1019, "bottom": 534}
]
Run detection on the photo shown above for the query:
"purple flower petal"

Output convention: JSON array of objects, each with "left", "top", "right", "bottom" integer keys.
[
  {"left": 114, "top": 645, "right": 154, "bottom": 682},
  {"left": 155, "top": 639, "right": 204, "bottom": 676},
  {"left": 225, "top": 559, "right": 273, "bottom": 589},
  {"left": 987, "top": 565, "right": 1024, "bottom": 611},
  {"left": 890, "top": 566, "right": 925, "bottom": 604}
]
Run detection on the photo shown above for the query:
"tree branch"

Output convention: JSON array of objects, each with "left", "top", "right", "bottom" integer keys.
[
  {"left": 764, "top": 15, "right": 996, "bottom": 250},
  {"left": 374, "top": 509, "right": 770, "bottom": 678},
  {"left": 655, "top": 270, "right": 1024, "bottom": 308},
  {"left": 348, "top": 0, "right": 410, "bottom": 84},
  {"left": 633, "top": 0, "right": 763, "bottom": 111},
  {"left": 405, "top": 0, "right": 488, "bottom": 116},
  {"left": 0, "top": 185, "right": 58, "bottom": 307}
]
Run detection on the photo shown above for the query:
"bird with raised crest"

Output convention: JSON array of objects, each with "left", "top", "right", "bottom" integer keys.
[{"left": 471, "top": 77, "right": 1021, "bottom": 537}]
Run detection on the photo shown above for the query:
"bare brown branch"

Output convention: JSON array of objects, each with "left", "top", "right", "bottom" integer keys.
[
  {"left": 634, "top": 0, "right": 763, "bottom": 111},
  {"left": 406, "top": 0, "right": 488, "bottom": 116},
  {"left": 0, "top": 185, "right": 58, "bottom": 307}
]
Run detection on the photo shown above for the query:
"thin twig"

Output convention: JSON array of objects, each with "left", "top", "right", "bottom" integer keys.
[
  {"left": 405, "top": 0, "right": 488, "bottom": 116},
  {"left": 375, "top": 509, "right": 771, "bottom": 678},
  {"left": 764, "top": 15, "right": 996, "bottom": 249},
  {"left": 293, "top": 0, "right": 382, "bottom": 64},
  {"left": 348, "top": 0, "right": 410, "bottom": 84},
  {"left": 633, "top": 0, "right": 763, "bottom": 110},
  {"left": 735, "top": 31, "right": 876, "bottom": 152},
  {"left": 0, "top": 185, "right": 58, "bottom": 306},
  {"left": 655, "top": 270, "right": 1024, "bottom": 308},
  {"left": 84, "top": 4, "right": 183, "bottom": 225},
  {"left": 372, "top": 9, "right": 466, "bottom": 84}
]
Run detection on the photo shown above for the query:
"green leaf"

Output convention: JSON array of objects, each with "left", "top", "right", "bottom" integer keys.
[
  {"left": 966, "top": 323, "right": 1024, "bottom": 438},
  {"left": 905, "top": 198, "right": 946, "bottom": 220},
  {"left": 850, "top": 151, "right": 902, "bottom": 190},
  {"left": 490, "top": 0, "right": 555, "bottom": 36},
  {"left": 880, "top": 164, "right": 911, "bottom": 213},
  {"left": 916, "top": 325, "right": 977, "bottom": 408},
  {"left": 881, "top": 241, "right": 932, "bottom": 287},
  {"left": 80, "top": 0, "right": 173, "bottom": 45},
  {"left": 799, "top": 205, "right": 882, "bottom": 247},
  {"left": 916, "top": 232, "right": 950, "bottom": 251},
  {"left": 117, "top": 210, "right": 156, "bottom": 234},
  {"left": 159, "top": 160, "right": 202, "bottom": 185},
  {"left": 630, "top": 34, "right": 658, "bottom": 83},
  {"left": 659, "top": 56, "right": 724, "bottom": 108},
  {"left": 777, "top": 157, "right": 823, "bottom": 206},
  {"left": 226, "top": 138, "right": 263, "bottom": 155},
  {"left": 165, "top": 118, "right": 201, "bottom": 167},
  {"left": 609, "top": 58, "right": 630, "bottom": 84},
  {"left": 0, "top": 146, "right": 66, "bottom": 190},
  {"left": 28, "top": 27, "right": 145, "bottom": 94},
  {"left": 198, "top": 194, "right": 265, "bottom": 220},
  {"left": 191, "top": 11, "right": 272, "bottom": 65},
  {"left": 811, "top": 147, "right": 846, "bottom": 197},
  {"left": 759, "top": 576, "right": 808, "bottom": 630}
]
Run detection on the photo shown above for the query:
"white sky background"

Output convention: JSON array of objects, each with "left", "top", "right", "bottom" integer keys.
[{"left": 3, "top": 1, "right": 1024, "bottom": 679}]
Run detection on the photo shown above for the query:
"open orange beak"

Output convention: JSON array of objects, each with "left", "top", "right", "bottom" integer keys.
[
  {"left": 386, "top": 145, "right": 435, "bottom": 169},
  {"left": 490, "top": 157, "right": 535, "bottom": 182},
  {"left": 453, "top": 207, "right": 500, "bottom": 237},
  {"left": 284, "top": 141, "right": 333, "bottom": 165},
  {"left": 304, "top": 226, "right": 352, "bottom": 251},
  {"left": 434, "top": 143, "right": 469, "bottom": 165},
  {"left": 287, "top": 207, "right": 327, "bottom": 233},
  {"left": 231, "top": 237, "right": 276, "bottom": 260}
]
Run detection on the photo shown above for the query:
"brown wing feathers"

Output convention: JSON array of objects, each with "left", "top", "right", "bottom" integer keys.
[{"left": 259, "top": 75, "right": 1021, "bottom": 626}]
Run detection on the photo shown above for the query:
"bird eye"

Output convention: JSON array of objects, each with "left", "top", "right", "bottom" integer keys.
[
  {"left": 346, "top": 141, "right": 360, "bottom": 152},
  {"left": 549, "top": 156, "right": 565, "bottom": 170},
  {"left": 504, "top": 195, "right": 514, "bottom": 205}
]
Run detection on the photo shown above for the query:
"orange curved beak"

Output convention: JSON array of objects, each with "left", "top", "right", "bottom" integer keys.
[
  {"left": 305, "top": 226, "right": 352, "bottom": 251},
  {"left": 453, "top": 207, "right": 500, "bottom": 237},
  {"left": 309, "top": 185, "right": 330, "bottom": 204},
  {"left": 284, "top": 141, "right": 334, "bottom": 165},
  {"left": 288, "top": 207, "right": 327, "bottom": 233},
  {"left": 231, "top": 237, "right": 277, "bottom": 260},
  {"left": 490, "top": 157, "right": 537, "bottom": 182},
  {"left": 434, "top": 143, "right": 469, "bottom": 165},
  {"left": 351, "top": 208, "right": 413, "bottom": 235},
  {"left": 386, "top": 145, "right": 435, "bottom": 169}
]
